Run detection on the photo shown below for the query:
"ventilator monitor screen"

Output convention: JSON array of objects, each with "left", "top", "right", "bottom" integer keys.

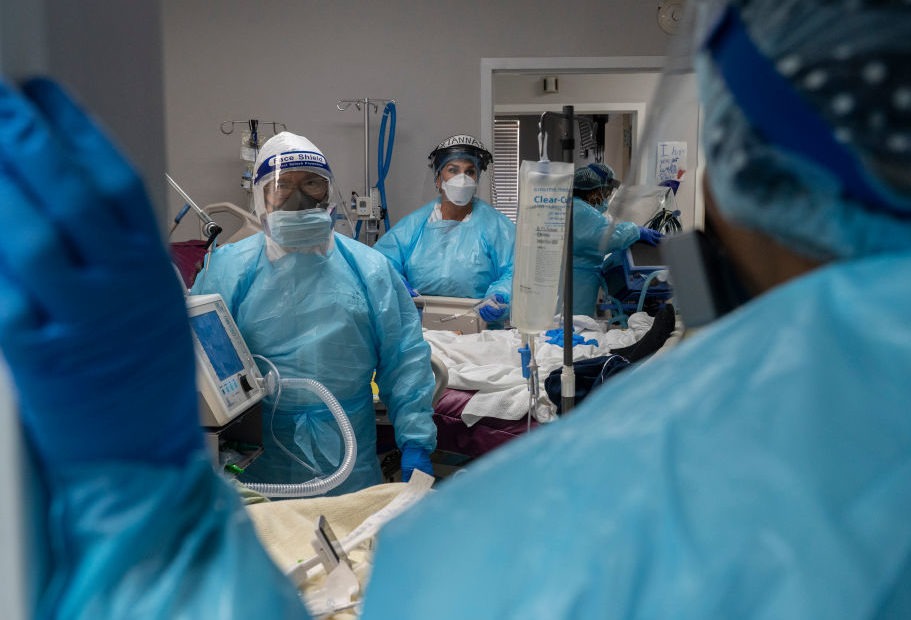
[
  {"left": 187, "top": 293, "right": 266, "bottom": 428},
  {"left": 628, "top": 241, "right": 665, "bottom": 269},
  {"left": 190, "top": 311, "right": 244, "bottom": 381}
]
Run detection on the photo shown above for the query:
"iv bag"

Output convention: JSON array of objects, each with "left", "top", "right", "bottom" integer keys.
[{"left": 511, "top": 160, "right": 574, "bottom": 334}]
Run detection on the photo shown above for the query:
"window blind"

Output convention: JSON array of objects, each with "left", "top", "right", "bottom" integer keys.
[{"left": 491, "top": 119, "right": 520, "bottom": 222}]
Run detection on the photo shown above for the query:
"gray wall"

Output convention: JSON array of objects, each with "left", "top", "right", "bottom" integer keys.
[
  {"left": 1, "top": 0, "right": 168, "bottom": 219},
  {"left": 162, "top": 0, "right": 672, "bottom": 240}
]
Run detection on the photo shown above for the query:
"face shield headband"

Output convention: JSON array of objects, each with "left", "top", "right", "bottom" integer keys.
[
  {"left": 433, "top": 151, "right": 482, "bottom": 178},
  {"left": 254, "top": 150, "right": 333, "bottom": 186},
  {"left": 704, "top": 5, "right": 911, "bottom": 219}
]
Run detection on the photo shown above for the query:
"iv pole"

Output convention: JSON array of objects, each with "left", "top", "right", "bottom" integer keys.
[
  {"left": 336, "top": 98, "right": 392, "bottom": 197},
  {"left": 540, "top": 106, "right": 577, "bottom": 414},
  {"left": 337, "top": 97, "right": 396, "bottom": 245},
  {"left": 219, "top": 119, "right": 287, "bottom": 210}
]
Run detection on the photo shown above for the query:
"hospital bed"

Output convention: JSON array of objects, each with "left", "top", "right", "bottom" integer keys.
[
  {"left": 377, "top": 297, "right": 541, "bottom": 469},
  {"left": 384, "top": 311, "right": 673, "bottom": 467},
  {"left": 413, "top": 295, "right": 487, "bottom": 334},
  {"left": 170, "top": 202, "right": 261, "bottom": 289},
  {"left": 431, "top": 387, "right": 539, "bottom": 459},
  {"left": 202, "top": 201, "right": 262, "bottom": 243}
]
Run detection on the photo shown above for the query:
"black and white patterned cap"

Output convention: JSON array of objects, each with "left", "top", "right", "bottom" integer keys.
[{"left": 696, "top": 0, "right": 911, "bottom": 259}]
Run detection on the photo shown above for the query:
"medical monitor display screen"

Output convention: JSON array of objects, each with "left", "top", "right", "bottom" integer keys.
[
  {"left": 629, "top": 242, "right": 665, "bottom": 269},
  {"left": 190, "top": 310, "right": 244, "bottom": 381}
]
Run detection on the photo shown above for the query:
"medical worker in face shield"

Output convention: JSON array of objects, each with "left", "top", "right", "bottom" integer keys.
[
  {"left": 373, "top": 135, "right": 515, "bottom": 325},
  {"left": 190, "top": 132, "right": 436, "bottom": 494},
  {"left": 570, "top": 163, "right": 662, "bottom": 316},
  {"left": 360, "top": 1, "right": 911, "bottom": 617}
]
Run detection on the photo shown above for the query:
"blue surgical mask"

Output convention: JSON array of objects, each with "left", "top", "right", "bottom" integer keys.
[
  {"left": 266, "top": 208, "right": 333, "bottom": 249},
  {"left": 590, "top": 191, "right": 611, "bottom": 214}
]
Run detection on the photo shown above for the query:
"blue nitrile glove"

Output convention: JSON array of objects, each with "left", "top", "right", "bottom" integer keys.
[
  {"left": 544, "top": 329, "right": 598, "bottom": 348},
  {"left": 477, "top": 293, "right": 508, "bottom": 322},
  {"left": 637, "top": 226, "right": 664, "bottom": 246},
  {"left": 401, "top": 276, "right": 420, "bottom": 298},
  {"left": 0, "top": 78, "right": 202, "bottom": 467},
  {"left": 400, "top": 446, "right": 433, "bottom": 482},
  {"left": 659, "top": 179, "right": 680, "bottom": 195}
]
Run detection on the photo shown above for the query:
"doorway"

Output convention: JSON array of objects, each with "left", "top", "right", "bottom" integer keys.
[{"left": 481, "top": 57, "right": 703, "bottom": 230}]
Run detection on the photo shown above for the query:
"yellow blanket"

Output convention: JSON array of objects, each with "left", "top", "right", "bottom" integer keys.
[{"left": 245, "top": 480, "right": 430, "bottom": 618}]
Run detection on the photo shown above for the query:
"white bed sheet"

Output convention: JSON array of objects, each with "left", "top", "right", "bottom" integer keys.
[{"left": 422, "top": 313, "right": 655, "bottom": 426}]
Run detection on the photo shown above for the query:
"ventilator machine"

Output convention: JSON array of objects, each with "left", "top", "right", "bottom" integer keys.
[
  {"left": 187, "top": 294, "right": 357, "bottom": 497},
  {"left": 188, "top": 294, "right": 266, "bottom": 428},
  {"left": 187, "top": 294, "right": 267, "bottom": 469}
]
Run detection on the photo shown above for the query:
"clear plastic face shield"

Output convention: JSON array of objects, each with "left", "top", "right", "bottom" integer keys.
[
  {"left": 607, "top": 2, "right": 712, "bottom": 229},
  {"left": 253, "top": 151, "right": 345, "bottom": 256},
  {"left": 575, "top": 165, "right": 622, "bottom": 213},
  {"left": 420, "top": 142, "right": 491, "bottom": 212},
  {"left": 605, "top": 0, "right": 749, "bottom": 329},
  {"left": 599, "top": 178, "right": 622, "bottom": 209},
  {"left": 260, "top": 169, "right": 332, "bottom": 213}
]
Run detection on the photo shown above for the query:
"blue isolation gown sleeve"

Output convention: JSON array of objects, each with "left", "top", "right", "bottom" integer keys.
[
  {"left": 605, "top": 217, "right": 640, "bottom": 254},
  {"left": 361, "top": 251, "right": 911, "bottom": 619},
  {"left": 477, "top": 201, "right": 516, "bottom": 305},
  {"left": 0, "top": 79, "right": 307, "bottom": 618},
  {"left": 47, "top": 459, "right": 309, "bottom": 619},
  {"left": 334, "top": 238, "right": 437, "bottom": 454},
  {"left": 572, "top": 198, "right": 641, "bottom": 316},
  {"left": 373, "top": 202, "right": 436, "bottom": 278}
]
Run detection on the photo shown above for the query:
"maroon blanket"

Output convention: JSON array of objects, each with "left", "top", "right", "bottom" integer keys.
[
  {"left": 432, "top": 388, "right": 537, "bottom": 458},
  {"left": 170, "top": 240, "right": 208, "bottom": 289}
]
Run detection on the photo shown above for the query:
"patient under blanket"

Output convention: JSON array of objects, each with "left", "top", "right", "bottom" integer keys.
[{"left": 423, "top": 310, "right": 679, "bottom": 427}]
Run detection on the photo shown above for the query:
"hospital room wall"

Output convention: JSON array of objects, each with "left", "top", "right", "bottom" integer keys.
[
  {"left": 0, "top": 0, "right": 169, "bottom": 219},
  {"left": 161, "top": 0, "right": 672, "bottom": 241}
]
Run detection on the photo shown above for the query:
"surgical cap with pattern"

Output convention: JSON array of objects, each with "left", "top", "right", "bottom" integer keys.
[
  {"left": 590, "top": 162, "right": 617, "bottom": 188},
  {"left": 573, "top": 166, "right": 603, "bottom": 192},
  {"left": 696, "top": 0, "right": 911, "bottom": 260}
]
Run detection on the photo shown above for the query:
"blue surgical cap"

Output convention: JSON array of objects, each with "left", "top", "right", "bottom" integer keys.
[
  {"left": 696, "top": 0, "right": 911, "bottom": 260},
  {"left": 573, "top": 166, "right": 603, "bottom": 191}
]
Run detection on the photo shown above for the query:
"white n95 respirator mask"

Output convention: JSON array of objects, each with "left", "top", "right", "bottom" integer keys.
[{"left": 441, "top": 173, "right": 477, "bottom": 206}]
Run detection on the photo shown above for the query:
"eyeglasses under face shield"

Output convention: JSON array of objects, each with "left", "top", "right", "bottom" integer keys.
[{"left": 261, "top": 170, "right": 332, "bottom": 213}]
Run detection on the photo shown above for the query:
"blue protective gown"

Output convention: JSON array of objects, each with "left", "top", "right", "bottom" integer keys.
[
  {"left": 571, "top": 196, "right": 640, "bottom": 316},
  {"left": 190, "top": 233, "right": 437, "bottom": 494},
  {"left": 37, "top": 455, "right": 310, "bottom": 618},
  {"left": 361, "top": 250, "right": 911, "bottom": 619},
  {"left": 373, "top": 198, "right": 515, "bottom": 303}
]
